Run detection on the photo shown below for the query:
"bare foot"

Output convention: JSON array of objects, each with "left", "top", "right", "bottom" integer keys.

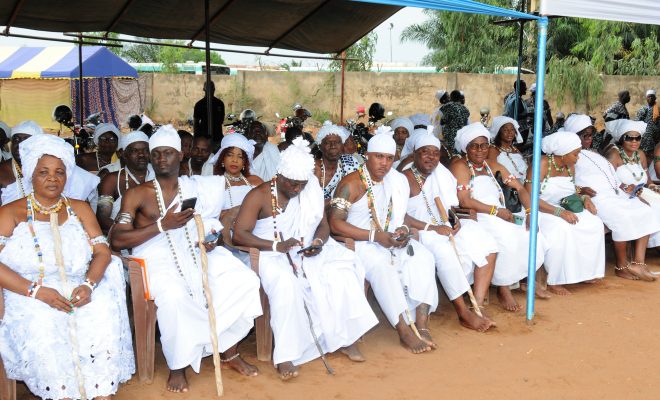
[
  {"left": 277, "top": 362, "right": 299, "bottom": 381},
  {"left": 548, "top": 284, "right": 572, "bottom": 295},
  {"left": 497, "top": 286, "right": 522, "bottom": 312},
  {"left": 398, "top": 327, "right": 432, "bottom": 354},
  {"left": 458, "top": 309, "right": 496, "bottom": 332},
  {"left": 535, "top": 285, "right": 552, "bottom": 299},
  {"left": 340, "top": 343, "right": 366, "bottom": 362},
  {"left": 167, "top": 368, "right": 188, "bottom": 393},
  {"left": 417, "top": 328, "right": 438, "bottom": 349},
  {"left": 632, "top": 263, "right": 657, "bottom": 282},
  {"left": 615, "top": 265, "right": 640, "bottom": 281},
  {"left": 222, "top": 354, "right": 259, "bottom": 376}
]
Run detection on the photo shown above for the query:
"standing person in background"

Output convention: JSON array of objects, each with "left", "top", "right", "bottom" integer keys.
[
  {"left": 246, "top": 121, "right": 280, "bottom": 181},
  {"left": 431, "top": 90, "right": 450, "bottom": 139},
  {"left": 504, "top": 80, "right": 530, "bottom": 143},
  {"left": 193, "top": 81, "right": 225, "bottom": 143},
  {"left": 603, "top": 90, "right": 631, "bottom": 122},
  {"left": 440, "top": 90, "right": 470, "bottom": 157},
  {"left": 525, "top": 83, "right": 553, "bottom": 136},
  {"left": 636, "top": 89, "right": 660, "bottom": 156}
]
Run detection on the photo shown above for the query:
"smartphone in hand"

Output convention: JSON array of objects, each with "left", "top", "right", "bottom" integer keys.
[{"left": 181, "top": 197, "right": 197, "bottom": 211}]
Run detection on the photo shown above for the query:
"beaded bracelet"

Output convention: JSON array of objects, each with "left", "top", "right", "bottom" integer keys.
[
  {"left": 90, "top": 235, "right": 109, "bottom": 247},
  {"left": 26, "top": 281, "right": 38, "bottom": 297},
  {"left": 82, "top": 278, "right": 97, "bottom": 292},
  {"left": 525, "top": 208, "right": 531, "bottom": 215},
  {"left": 553, "top": 207, "right": 564, "bottom": 217},
  {"left": 457, "top": 185, "right": 471, "bottom": 191}
]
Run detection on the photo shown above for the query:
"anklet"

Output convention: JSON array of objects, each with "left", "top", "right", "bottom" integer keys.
[
  {"left": 614, "top": 264, "right": 629, "bottom": 271},
  {"left": 220, "top": 353, "right": 241, "bottom": 363},
  {"left": 418, "top": 328, "right": 430, "bottom": 333}
]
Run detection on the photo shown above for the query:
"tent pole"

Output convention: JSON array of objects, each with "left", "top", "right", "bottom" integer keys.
[
  {"left": 204, "top": 0, "right": 213, "bottom": 142},
  {"left": 78, "top": 33, "right": 84, "bottom": 128},
  {"left": 340, "top": 51, "right": 346, "bottom": 123},
  {"left": 525, "top": 16, "right": 548, "bottom": 323}
]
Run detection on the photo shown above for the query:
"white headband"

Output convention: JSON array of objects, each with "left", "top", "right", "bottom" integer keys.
[
  {"left": 367, "top": 125, "right": 396, "bottom": 155},
  {"left": 149, "top": 124, "right": 181, "bottom": 152},
  {"left": 119, "top": 131, "right": 149, "bottom": 150}
]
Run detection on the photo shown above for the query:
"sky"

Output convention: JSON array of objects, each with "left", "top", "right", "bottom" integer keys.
[{"left": 0, "top": 7, "right": 431, "bottom": 67}]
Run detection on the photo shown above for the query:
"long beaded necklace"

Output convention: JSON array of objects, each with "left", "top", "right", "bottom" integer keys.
[
  {"left": 541, "top": 155, "right": 574, "bottom": 193},
  {"left": 12, "top": 159, "right": 25, "bottom": 198},
  {"left": 358, "top": 165, "right": 392, "bottom": 232},
  {"left": 26, "top": 196, "right": 47, "bottom": 284},
  {"left": 498, "top": 145, "right": 524, "bottom": 178},
  {"left": 410, "top": 166, "right": 441, "bottom": 225},
  {"left": 224, "top": 173, "right": 251, "bottom": 208},
  {"left": 581, "top": 151, "right": 620, "bottom": 195},
  {"left": 466, "top": 160, "right": 505, "bottom": 207},
  {"left": 618, "top": 146, "right": 645, "bottom": 182},
  {"left": 320, "top": 158, "right": 344, "bottom": 188},
  {"left": 153, "top": 179, "right": 199, "bottom": 300},
  {"left": 270, "top": 178, "right": 283, "bottom": 241}
]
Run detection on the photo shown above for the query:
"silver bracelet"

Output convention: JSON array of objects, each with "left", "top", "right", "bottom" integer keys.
[
  {"left": 90, "top": 235, "right": 109, "bottom": 247},
  {"left": 401, "top": 225, "right": 410, "bottom": 234},
  {"left": 156, "top": 217, "right": 165, "bottom": 233},
  {"left": 272, "top": 240, "right": 279, "bottom": 252},
  {"left": 314, "top": 238, "right": 324, "bottom": 246},
  {"left": 423, "top": 223, "right": 431, "bottom": 231},
  {"left": 30, "top": 285, "right": 42, "bottom": 299}
]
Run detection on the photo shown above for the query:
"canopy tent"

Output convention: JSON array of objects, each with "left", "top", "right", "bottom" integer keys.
[
  {"left": 0, "top": 46, "right": 139, "bottom": 130},
  {"left": 540, "top": 0, "right": 660, "bottom": 26}
]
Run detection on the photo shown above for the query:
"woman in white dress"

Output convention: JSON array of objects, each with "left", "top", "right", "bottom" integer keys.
[
  {"left": 210, "top": 134, "right": 263, "bottom": 253},
  {"left": 451, "top": 123, "right": 547, "bottom": 312},
  {"left": 527, "top": 131, "right": 606, "bottom": 295},
  {"left": 487, "top": 116, "right": 528, "bottom": 183},
  {"left": 0, "top": 134, "right": 134, "bottom": 399}
]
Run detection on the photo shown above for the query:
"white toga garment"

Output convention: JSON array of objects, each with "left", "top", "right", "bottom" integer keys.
[{"left": 251, "top": 142, "right": 281, "bottom": 181}]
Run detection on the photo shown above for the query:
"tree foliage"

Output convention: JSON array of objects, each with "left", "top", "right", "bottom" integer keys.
[{"left": 329, "top": 31, "right": 378, "bottom": 72}]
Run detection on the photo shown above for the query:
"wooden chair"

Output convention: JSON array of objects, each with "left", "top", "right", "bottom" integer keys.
[
  {"left": 127, "top": 259, "right": 158, "bottom": 384},
  {"left": 0, "top": 289, "right": 16, "bottom": 400}
]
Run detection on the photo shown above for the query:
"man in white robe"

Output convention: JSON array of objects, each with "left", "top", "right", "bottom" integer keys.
[
  {"left": 329, "top": 127, "right": 439, "bottom": 354},
  {"left": 111, "top": 125, "right": 262, "bottom": 393},
  {"left": 403, "top": 132, "right": 498, "bottom": 331},
  {"left": 313, "top": 124, "right": 359, "bottom": 200},
  {"left": 245, "top": 121, "right": 280, "bottom": 181},
  {"left": 571, "top": 114, "right": 660, "bottom": 281},
  {"left": 0, "top": 120, "right": 99, "bottom": 207},
  {"left": 233, "top": 137, "right": 377, "bottom": 380}
]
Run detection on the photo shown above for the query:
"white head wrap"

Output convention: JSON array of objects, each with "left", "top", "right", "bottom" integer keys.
[
  {"left": 12, "top": 120, "right": 43, "bottom": 137},
  {"left": 19, "top": 134, "right": 75, "bottom": 186},
  {"left": 562, "top": 114, "right": 592, "bottom": 134},
  {"left": 409, "top": 113, "right": 431, "bottom": 127},
  {"left": 401, "top": 126, "right": 434, "bottom": 159},
  {"left": 149, "top": 124, "right": 181, "bottom": 152},
  {"left": 389, "top": 117, "right": 414, "bottom": 136},
  {"left": 277, "top": 136, "right": 315, "bottom": 180},
  {"left": 119, "top": 131, "right": 149, "bottom": 150},
  {"left": 455, "top": 122, "right": 490, "bottom": 153},
  {"left": 212, "top": 133, "right": 256, "bottom": 164},
  {"left": 367, "top": 126, "right": 396, "bottom": 155},
  {"left": 414, "top": 132, "right": 441, "bottom": 151},
  {"left": 541, "top": 131, "right": 581, "bottom": 156},
  {"left": 605, "top": 119, "right": 647, "bottom": 143},
  {"left": 435, "top": 90, "right": 447, "bottom": 101},
  {"left": 489, "top": 116, "right": 522, "bottom": 143},
  {"left": 93, "top": 122, "right": 120, "bottom": 145},
  {"left": 141, "top": 114, "right": 155, "bottom": 126},
  {"left": 646, "top": 89, "right": 656, "bottom": 96},
  {"left": 316, "top": 124, "right": 348, "bottom": 144},
  {"left": 0, "top": 121, "right": 10, "bottom": 138}
]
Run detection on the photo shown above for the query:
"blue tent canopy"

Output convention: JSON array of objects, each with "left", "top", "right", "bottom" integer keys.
[
  {"left": 0, "top": 46, "right": 137, "bottom": 79},
  {"left": 352, "top": 0, "right": 539, "bottom": 19}
]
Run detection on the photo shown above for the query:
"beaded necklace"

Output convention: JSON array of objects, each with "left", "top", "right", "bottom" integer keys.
[
  {"left": 618, "top": 147, "right": 645, "bottom": 182},
  {"left": 541, "top": 155, "right": 574, "bottom": 193},
  {"left": 224, "top": 173, "right": 251, "bottom": 208},
  {"left": 410, "top": 166, "right": 441, "bottom": 225},
  {"left": 12, "top": 159, "right": 25, "bottom": 198},
  {"left": 581, "top": 151, "right": 620, "bottom": 195},
  {"left": 357, "top": 165, "right": 392, "bottom": 232},
  {"left": 153, "top": 179, "right": 199, "bottom": 299},
  {"left": 270, "top": 178, "right": 282, "bottom": 241},
  {"left": 26, "top": 196, "right": 46, "bottom": 284},
  {"left": 320, "top": 158, "right": 344, "bottom": 189},
  {"left": 29, "top": 193, "right": 64, "bottom": 215},
  {"left": 497, "top": 146, "right": 524, "bottom": 178},
  {"left": 466, "top": 160, "right": 505, "bottom": 207}
]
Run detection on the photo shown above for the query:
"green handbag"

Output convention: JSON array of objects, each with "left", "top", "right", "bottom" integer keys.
[{"left": 560, "top": 193, "right": 584, "bottom": 213}]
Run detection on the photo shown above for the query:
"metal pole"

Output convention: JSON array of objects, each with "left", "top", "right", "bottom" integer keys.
[
  {"left": 525, "top": 16, "right": 549, "bottom": 322},
  {"left": 204, "top": 0, "right": 213, "bottom": 141},
  {"left": 340, "top": 51, "right": 346, "bottom": 123},
  {"left": 77, "top": 33, "right": 84, "bottom": 126}
]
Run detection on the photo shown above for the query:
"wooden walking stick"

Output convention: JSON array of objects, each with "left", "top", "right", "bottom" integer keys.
[
  {"left": 432, "top": 197, "right": 483, "bottom": 318},
  {"left": 194, "top": 214, "right": 224, "bottom": 397},
  {"left": 50, "top": 212, "right": 87, "bottom": 400}
]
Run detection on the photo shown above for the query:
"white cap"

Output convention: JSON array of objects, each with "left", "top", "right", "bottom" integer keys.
[{"left": 149, "top": 124, "right": 181, "bottom": 152}]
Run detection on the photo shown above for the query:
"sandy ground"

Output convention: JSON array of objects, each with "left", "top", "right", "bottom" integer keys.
[{"left": 16, "top": 252, "right": 660, "bottom": 400}]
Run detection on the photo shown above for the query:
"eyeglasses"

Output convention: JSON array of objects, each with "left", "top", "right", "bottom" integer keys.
[
  {"left": 623, "top": 135, "right": 641, "bottom": 142},
  {"left": 467, "top": 142, "right": 490, "bottom": 151},
  {"left": 98, "top": 135, "right": 118, "bottom": 143}
]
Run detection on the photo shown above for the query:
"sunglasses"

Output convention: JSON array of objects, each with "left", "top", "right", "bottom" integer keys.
[
  {"left": 623, "top": 135, "right": 641, "bottom": 142},
  {"left": 467, "top": 142, "right": 490, "bottom": 151}
]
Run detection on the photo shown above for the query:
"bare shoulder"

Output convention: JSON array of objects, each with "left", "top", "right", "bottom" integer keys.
[
  {"left": 246, "top": 175, "right": 263, "bottom": 186},
  {"left": 0, "top": 200, "right": 24, "bottom": 235},
  {"left": 68, "top": 198, "right": 94, "bottom": 216},
  {"left": 335, "top": 171, "right": 363, "bottom": 203},
  {"left": 0, "top": 160, "right": 13, "bottom": 186},
  {"left": 98, "top": 170, "right": 120, "bottom": 194},
  {"left": 488, "top": 145, "right": 501, "bottom": 159}
]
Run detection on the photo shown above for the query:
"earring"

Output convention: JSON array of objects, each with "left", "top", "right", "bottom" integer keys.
[{"left": 221, "top": 163, "right": 225, "bottom": 168}]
